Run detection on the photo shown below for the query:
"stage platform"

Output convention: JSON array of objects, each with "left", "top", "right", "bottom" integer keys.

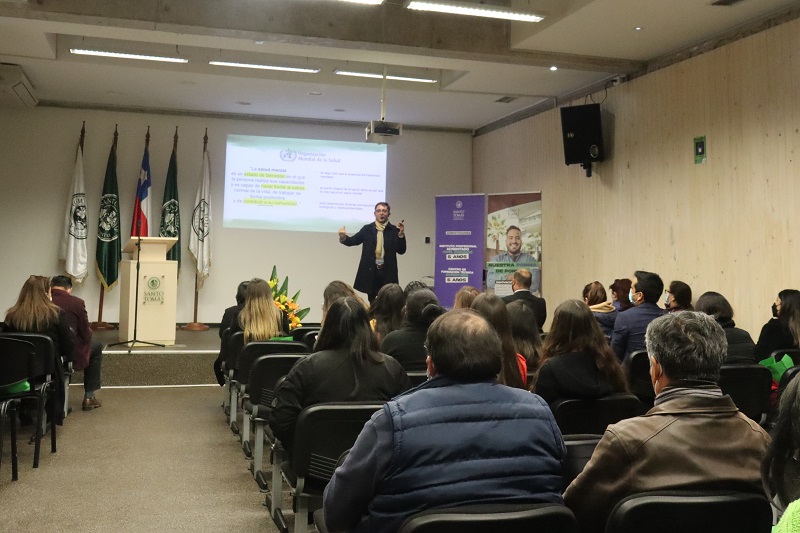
[{"left": 74, "top": 327, "right": 223, "bottom": 387}]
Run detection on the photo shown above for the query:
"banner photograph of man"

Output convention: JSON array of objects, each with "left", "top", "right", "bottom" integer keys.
[
  {"left": 338, "top": 202, "right": 406, "bottom": 302},
  {"left": 485, "top": 193, "right": 542, "bottom": 294}
]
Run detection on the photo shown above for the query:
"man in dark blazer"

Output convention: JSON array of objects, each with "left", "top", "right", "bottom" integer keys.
[
  {"left": 50, "top": 275, "right": 103, "bottom": 411},
  {"left": 502, "top": 268, "right": 547, "bottom": 332},
  {"left": 338, "top": 202, "right": 406, "bottom": 302}
]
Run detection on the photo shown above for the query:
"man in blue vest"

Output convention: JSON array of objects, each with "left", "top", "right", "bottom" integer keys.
[{"left": 322, "top": 309, "right": 566, "bottom": 533}]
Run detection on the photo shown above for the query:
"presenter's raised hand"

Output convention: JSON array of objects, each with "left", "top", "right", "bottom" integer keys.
[
  {"left": 397, "top": 220, "right": 405, "bottom": 238},
  {"left": 338, "top": 226, "right": 348, "bottom": 242}
]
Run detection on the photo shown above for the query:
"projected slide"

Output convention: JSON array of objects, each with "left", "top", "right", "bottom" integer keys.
[{"left": 223, "top": 135, "right": 387, "bottom": 232}]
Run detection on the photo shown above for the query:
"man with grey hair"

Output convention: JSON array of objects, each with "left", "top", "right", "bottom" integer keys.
[
  {"left": 323, "top": 309, "right": 565, "bottom": 533},
  {"left": 564, "top": 311, "right": 771, "bottom": 533}
]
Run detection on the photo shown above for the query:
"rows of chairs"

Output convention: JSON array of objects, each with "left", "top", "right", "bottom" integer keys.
[{"left": 0, "top": 333, "right": 61, "bottom": 481}]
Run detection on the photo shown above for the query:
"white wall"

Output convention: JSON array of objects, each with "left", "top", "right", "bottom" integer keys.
[{"left": 0, "top": 107, "right": 472, "bottom": 324}]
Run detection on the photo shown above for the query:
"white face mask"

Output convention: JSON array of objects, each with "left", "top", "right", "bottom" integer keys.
[{"left": 629, "top": 290, "right": 636, "bottom": 304}]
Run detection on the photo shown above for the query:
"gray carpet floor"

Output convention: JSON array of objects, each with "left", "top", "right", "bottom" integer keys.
[{"left": 0, "top": 386, "right": 290, "bottom": 532}]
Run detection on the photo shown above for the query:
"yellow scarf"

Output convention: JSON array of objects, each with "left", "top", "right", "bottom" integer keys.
[{"left": 375, "top": 221, "right": 385, "bottom": 259}]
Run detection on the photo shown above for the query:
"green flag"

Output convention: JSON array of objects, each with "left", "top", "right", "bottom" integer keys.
[
  {"left": 159, "top": 145, "right": 181, "bottom": 267},
  {"left": 96, "top": 131, "right": 122, "bottom": 290}
]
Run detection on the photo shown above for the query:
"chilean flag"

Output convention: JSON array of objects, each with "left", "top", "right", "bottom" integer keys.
[{"left": 131, "top": 138, "right": 152, "bottom": 237}]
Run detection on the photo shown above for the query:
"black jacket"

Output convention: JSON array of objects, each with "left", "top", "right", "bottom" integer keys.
[
  {"left": 718, "top": 319, "right": 756, "bottom": 365},
  {"left": 533, "top": 351, "right": 619, "bottom": 406},
  {"left": 341, "top": 222, "right": 406, "bottom": 295},
  {"left": 380, "top": 325, "right": 428, "bottom": 372},
  {"left": 754, "top": 318, "right": 796, "bottom": 362},
  {"left": 502, "top": 290, "right": 547, "bottom": 331}
]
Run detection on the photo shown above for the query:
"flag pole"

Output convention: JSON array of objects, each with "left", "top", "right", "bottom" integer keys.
[
  {"left": 183, "top": 128, "right": 210, "bottom": 332},
  {"left": 91, "top": 124, "right": 117, "bottom": 331}
]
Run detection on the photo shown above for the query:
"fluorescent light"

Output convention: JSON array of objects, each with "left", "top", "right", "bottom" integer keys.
[
  {"left": 70, "top": 49, "right": 189, "bottom": 63},
  {"left": 334, "top": 70, "right": 437, "bottom": 83},
  {"left": 550, "top": 66, "right": 558, "bottom": 71},
  {"left": 336, "top": 0, "right": 385, "bottom": 4},
  {"left": 405, "top": 1, "right": 543, "bottom": 22},
  {"left": 209, "top": 61, "right": 320, "bottom": 74}
]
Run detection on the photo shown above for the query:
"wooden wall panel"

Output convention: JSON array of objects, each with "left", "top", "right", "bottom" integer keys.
[{"left": 474, "top": 17, "right": 800, "bottom": 335}]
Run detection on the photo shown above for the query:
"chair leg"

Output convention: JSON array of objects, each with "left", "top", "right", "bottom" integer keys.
[
  {"left": 9, "top": 403, "right": 18, "bottom": 481},
  {"left": 229, "top": 384, "right": 238, "bottom": 431},
  {"left": 271, "top": 446, "right": 284, "bottom": 514},
  {"left": 63, "top": 375, "right": 70, "bottom": 419},
  {"left": 50, "top": 408, "right": 57, "bottom": 454},
  {"left": 295, "top": 493, "right": 309, "bottom": 533},
  {"left": 0, "top": 401, "right": 6, "bottom": 478},
  {"left": 33, "top": 396, "right": 44, "bottom": 468},
  {"left": 242, "top": 409, "right": 251, "bottom": 452},
  {"left": 252, "top": 421, "right": 264, "bottom": 479}
]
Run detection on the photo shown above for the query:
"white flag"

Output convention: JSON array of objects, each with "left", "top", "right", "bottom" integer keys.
[
  {"left": 189, "top": 149, "right": 212, "bottom": 286},
  {"left": 59, "top": 143, "right": 89, "bottom": 282}
]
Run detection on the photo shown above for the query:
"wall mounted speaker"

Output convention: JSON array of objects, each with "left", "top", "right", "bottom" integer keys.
[{"left": 560, "top": 103, "right": 605, "bottom": 166}]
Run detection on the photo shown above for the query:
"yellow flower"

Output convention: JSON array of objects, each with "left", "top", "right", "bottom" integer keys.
[
  {"left": 279, "top": 294, "right": 287, "bottom": 303},
  {"left": 268, "top": 279, "right": 277, "bottom": 288}
]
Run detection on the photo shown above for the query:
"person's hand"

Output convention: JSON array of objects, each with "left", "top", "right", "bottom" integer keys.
[
  {"left": 397, "top": 220, "right": 405, "bottom": 238},
  {"left": 338, "top": 226, "right": 347, "bottom": 242}
]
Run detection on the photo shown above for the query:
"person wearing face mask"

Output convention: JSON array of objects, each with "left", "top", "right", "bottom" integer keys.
[
  {"left": 564, "top": 312, "right": 771, "bottom": 533},
  {"left": 664, "top": 280, "right": 693, "bottom": 312},
  {"left": 610, "top": 270, "right": 665, "bottom": 363},
  {"left": 755, "top": 289, "right": 800, "bottom": 362}
]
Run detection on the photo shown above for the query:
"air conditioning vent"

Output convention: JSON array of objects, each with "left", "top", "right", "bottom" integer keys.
[{"left": 0, "top": 63, "right": 38, "bottom": 108}]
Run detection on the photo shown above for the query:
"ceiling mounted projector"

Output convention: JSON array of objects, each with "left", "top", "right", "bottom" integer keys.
[{"left": 366, "top": 120, "right": 402, "bottom": 144}]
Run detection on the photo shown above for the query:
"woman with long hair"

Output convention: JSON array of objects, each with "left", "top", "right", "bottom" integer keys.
[
  {"left": 530, "top": 299, "right": 627, "bottom": 405},
  {"left": 269, "top": 297, "right": 410, "bottom": 453},
  {"left": 507, "top": 300, "right": 543, "bottom": 372},
  {"left": 381, "top": 289, "right": 446, "bottom": 372},
  {"left": 665, "top": 280, "right": 693, "bottom": 312},
  {"left": 695, "top": 291, "right": 756, "bottom": 364},
  {"left": 231, "top": 278, "right": 288, "bottom": 342},
  {"left": 368, "top": 283, "right": 405, "bottom": 344},
  {"left": 609, "top": 278, "right": 634, "bottom": 313},
  {"left": 453, "top": 286, "right": 480, "bottom": 309},
  {"left": 755, "top": 289, "right": 800, "bottom": 362},
  {"left": 582, "top": 281, "right": 618, "bottom": 336},
  {"left": 4, "top": 275, "right": 75, "bottom": 420},
  {"left": 471, "top": 293, "right": 527, "bottom": 389},
  {"left": 762, "top": 375, "right": 800, "bottom": 529}
]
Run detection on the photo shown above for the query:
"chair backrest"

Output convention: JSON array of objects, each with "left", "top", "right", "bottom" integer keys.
[
  {"left": 627, "top": 350, "right": 654, "bottom": 409},
  {"left": 397, "top": 502, "right": 578, "bottom": 533},
  {"left": 224, "top": 331, "right": 245, "bottom": 373},
  {"left": 770, "top": 348, "right": 800, "bottom": 367},
  {"left": 779, "top": 365, "right": 800, "bottom": 398},
  {"left": 292, "top": 402, "right": 384, "bottom": 482},
  {"left": 0, "top": 337, "right": 35, "bottom": 387},
  {"left": 219, "top": 327, "right": 231, "bottom": 359},
  {"left": 562, "top": 434, "right": 602, "bottom": 490},
  {"left": 604, "top": 490, "right": 772, "bottom": 533},
  {"left": 718, "top": 364, "right": 772, "bottom": 423},
  {"left": 235, "top": 341, "right": 309, "bottom": 383},
  {"left": 406, "top": 372, "right": 427, "bottom": 388},
  {"left": 248, "top": 354, "right": 307, "bottom": 409},
  {"left": 300, "top": 330, "right": 319, "bottom": 350},
  {"left": 0, "top": 332, "right": 56, "bottom": 379},
  {"left": 291, "top": 326, "right": 320, "bottom": 343},
  {"left": 552, "top": 394, "right": 644, "bottom": 435}
]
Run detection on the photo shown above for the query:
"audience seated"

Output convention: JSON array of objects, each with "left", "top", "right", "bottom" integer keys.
[
  {"left": 323, "top": 280, "right": 367, "bottom": 320},
  {"left": 50, "top": 275, "right": 103, "bottom": 411},
  {"left": 472, "top": 293, "right": 527, "bottom": 389},
  {"left": 695, "top": 291, "right": 756, "bottom": 364},
  {"left": 214, "top": 280, "right": 249, "bottom": 385},
  {"left": 610, "top": 270, "right": 665, "bottom": 363},
  {"left": 380, "top": 289, "right": 445, "bottom": 372},
  {"left": 762, "top": 375, "right": 800, "bottom": 530},
  {"left": 268, "top": 297, "right": 409, "bottom": 455},
  {"left": 368, "top": 283, "right": 405, "bottom": 344},
  {"left": 665, "top": 280, "right": 693, "bottom": 312},
  {"left": 403, "top": 280, "right": 429, "bottom": 299},
  {"left": 322, "top": 310, "right": 566, "bottom": 533},
  {"left": 583, "top": 281, "right": 618, "bottom": 336},
  {"left": 755, "top": 289, "right": 800, "bottom": 362},
  {"left": 609, "top": 278, "right": 634, "bottom": 313},
  {"left": 507, "top": 300, "right": 543, "bottom": 372},
  {"left": 501, "top": 268, "right": 546, "bottom": 332},
  {"left": 452, "top": 285, "right": 480, "bottom": 309},
  {"left": 530, "top": 299, "right": 627, "bottom": 405},
  {"left": 564, "top": 311, "right": 771, "bottom": 533},
  {"left": 230, "top": 278, "right": 289, "bottom": 342},
  {"left": 4, "top": 275, "right": 74, "bottom": 425}
]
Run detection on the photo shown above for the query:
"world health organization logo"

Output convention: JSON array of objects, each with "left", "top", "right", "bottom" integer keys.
[{"left": 280, "top": 148, "right": 297, "bottom": 162}]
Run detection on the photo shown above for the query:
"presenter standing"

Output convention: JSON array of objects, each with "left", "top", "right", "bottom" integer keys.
[{"left": 339, "top": 202, "right": 406, "bottom": 302}]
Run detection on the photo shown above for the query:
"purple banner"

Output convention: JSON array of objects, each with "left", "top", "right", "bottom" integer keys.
[{"left": 434, "top": 194, "right": 486, "bottom": 308}]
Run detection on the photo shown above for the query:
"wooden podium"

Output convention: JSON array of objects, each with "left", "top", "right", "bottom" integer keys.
[{"left": 119, "top": 237, "right": 179, "bottom": 346}]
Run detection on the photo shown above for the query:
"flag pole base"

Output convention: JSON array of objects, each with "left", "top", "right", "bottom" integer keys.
[
  {"left": 181, "top": 322, "right": 210, "bottom": 331},
  {"left": 90, "top": 321, "right": 115, "bottom": 331}
]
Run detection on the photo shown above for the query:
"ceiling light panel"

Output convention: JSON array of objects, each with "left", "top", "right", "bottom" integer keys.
[
  {"left": 69, "top": 49, "right": 189, "bottom": 63},
  {"left": 336, "top": 0, "right": 385, "bottom": 4},
  {"left": 334, "top": 70, "right": 437, "bottom": 83},
  {"left": 405, "top": 1, "right": 543, "bottom": 22},
  {"left": 209, "top": 61, "right": 320, "bottom": 74}
]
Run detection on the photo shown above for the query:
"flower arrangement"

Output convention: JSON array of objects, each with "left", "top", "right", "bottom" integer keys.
[{"left": 268, "top": 266, "right": 310, "bottom": 330}]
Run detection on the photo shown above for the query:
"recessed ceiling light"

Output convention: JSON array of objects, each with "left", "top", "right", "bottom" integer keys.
[
  {"left": 70, "top": 49, "right": 189, "bottom": 63},
  {"left": 209, "top": 61, "right": 320, "bottom": 74},
  {"left": 307, "top": 91, "right": 323, "bottom": 96},
  {"left": 254, "top": 40, "right": 265, "bottom": 45},
  {"left": 634, "top": 26, "right": 642, "bottom": 31},
  {"left": 334, "top": 109, "right": 346, "bottom": 112},
  {"left": 334, "top": 69, "right": 437, "bottom": 83},
  {"left": 550, "top": 66, "right": 558, "bottom": 71},
  {"left": 404, "top": 1, "right": 543, "bottom": 22},
  {"left": 336, "top": 0, "right": 385, "bottom": 4},
  {"left": 235, "top": 101, "right": 252, "bottom": 106}
]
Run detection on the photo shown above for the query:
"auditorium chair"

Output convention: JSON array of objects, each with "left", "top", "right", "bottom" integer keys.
[
  {"left": 290, "top": 326, "right": 320, "bottom": 348},
  {"left": 604, "top": 490, "right": 772, "bottom": 533},
  {"left": 626, "top": 350, "right": 655, "bottom": 410},
  {"left": 272, "top": 402, "right": 384, "bottom": 533},
  {"left": 0, "top": 336, "right": 35, "bottom": 480},
  {"left": 718, "top": 364, "right": 772, "bottom": 425},
  {"left": 0, "top": 332, "right": 58, "bottom": 469},
  {"left": 406, "top": 372, "right": 427, "bottom": 388},
  {"left": 231, "top": 340, "right": 308, "bottom": 441},
  {"left": 562, "top": 434, "right": 602, "bottom": 490},
  {"left": 223, "top": 331, "right": 244, "bottom": 429},
  {"left": 396, "top": 503, "right": 578, "bottom": 533},
  {"left": 770, "top": 348, "right": 800, "bottom": 367},
  {"left": 551, "top": 394, "right": 644, "bottom": 435},
  {"left": 219, "top": 328, "right": 231, "bottom": 415},
  {"left": 779, "top": 365, "right": 800, "bottom": 399}
]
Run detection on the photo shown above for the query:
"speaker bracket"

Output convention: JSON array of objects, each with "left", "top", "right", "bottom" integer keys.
[{"left": 581, "top": 162, "right": 593, "bottom": 178}]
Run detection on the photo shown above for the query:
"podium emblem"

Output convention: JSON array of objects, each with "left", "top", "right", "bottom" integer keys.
[{"left": 147, "top": 277, "right": 161, "bottom": 290}]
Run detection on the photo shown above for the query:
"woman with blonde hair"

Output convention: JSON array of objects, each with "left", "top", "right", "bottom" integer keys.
[
  {"left": 453, "top": 286, "right": 480, "bottom": 309},
  {"left": 231, "top": 278, "right": 288, "bottom": 342}
]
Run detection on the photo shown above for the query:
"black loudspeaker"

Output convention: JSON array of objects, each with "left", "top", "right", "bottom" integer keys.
[{"left": 560, "top": 104, "right": 605, "bottom": 165}]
